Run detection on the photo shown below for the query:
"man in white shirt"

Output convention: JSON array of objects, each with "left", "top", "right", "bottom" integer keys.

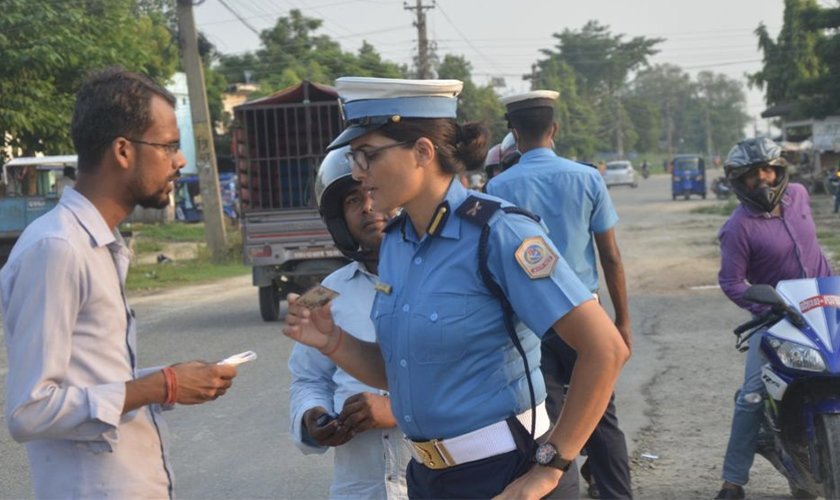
[
  {"left": 288, "top": 147, "right": 410, "bottom": 499},
  {"left": 1, "top": 67, "right": 238, "bottom": 499}
]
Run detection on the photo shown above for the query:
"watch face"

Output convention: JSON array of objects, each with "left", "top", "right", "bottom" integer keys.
[{"left": 535, "top": 443, "right": 558, "bottom": 465}]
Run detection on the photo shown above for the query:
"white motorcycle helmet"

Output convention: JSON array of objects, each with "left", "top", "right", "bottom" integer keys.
[
  {"left": 314, "top": 146, "right": 362, "bottom": 260},
  {"left": 499, "top": 132, "right": 521, "bottom": 169}
]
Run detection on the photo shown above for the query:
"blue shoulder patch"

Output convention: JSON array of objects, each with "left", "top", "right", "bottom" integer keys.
[{"left": 456, "top": 195, "right": 502, "bottom": 226}]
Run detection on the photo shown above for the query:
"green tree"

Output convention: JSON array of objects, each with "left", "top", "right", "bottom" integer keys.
[
  {"left": 0, "top": 0, "right": 177, "bottom": 158},
  {"left": 436, "top": 55, "right": 506, "bottom": 142},
  {"left": 622, "top": 96, "right": 660, "bottom": 154},
  {"left": 629, "top": 64, "right": 695, "bottom": 157},
  {"left": 799, "top": 2, "right": 840, "bottom": 116},
  {"left": 628, "top": 65, "right": 748, "bottom": 159},
  {"left": 690, "top": 72, "right": 749, "bottom": 157},
  {"left": 537, "top": 21, "right": 662, "bottom": 155},
  {"left": 531, "top": 58, "right": 599, "bottom": 159},
  {"left": 749, "top": 0, "right": 826, "bottom": 118},
  {"left": 216, "top": 10, "right": 404, "bottom": 93}
]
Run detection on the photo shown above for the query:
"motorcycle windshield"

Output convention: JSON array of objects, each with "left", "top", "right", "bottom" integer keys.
[{"left": 774, "top": 277, "right": 840, "bottom": 371}]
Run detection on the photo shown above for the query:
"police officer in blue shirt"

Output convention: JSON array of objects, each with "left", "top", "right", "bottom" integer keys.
[
  {"left": 283, "top": 77, "right": 629, "bottom": 500},
  {"left": 486, "top": 90, "right": 633, "bottom": 500}
]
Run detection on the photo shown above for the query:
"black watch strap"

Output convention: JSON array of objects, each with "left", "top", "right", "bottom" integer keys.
[{"left": 546, "top": 455, "right": 573, "bottom": 472}]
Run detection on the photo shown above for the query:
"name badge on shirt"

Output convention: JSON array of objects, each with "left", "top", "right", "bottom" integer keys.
[
  {"left": 374, "top": 281, "right": 393, "bottom": 295},
  {"left": 515, "top": 236, "right": 558, "bottom": 279}
]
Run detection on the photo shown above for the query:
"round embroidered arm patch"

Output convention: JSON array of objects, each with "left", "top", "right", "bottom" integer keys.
[{"left": 515, "top": 236, "right": 558, "bottom": 279}]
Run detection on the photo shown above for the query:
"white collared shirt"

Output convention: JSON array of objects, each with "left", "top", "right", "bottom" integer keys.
[
  {"left": 1, "top": 188, "right": 173, "bottom": 499},
  {"left": 288, "top": 261, "right": 410, "bottom": 500}
]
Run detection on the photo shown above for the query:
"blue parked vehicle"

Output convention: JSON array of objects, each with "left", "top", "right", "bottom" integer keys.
[
  {"left": 671, "top": 154, "right": 707, "bottom": 200},
  {"left": 173, "top": 173, "right": 239, "bottom": 223},
  {"left": 1, "top": 155, "right": 77, "bottom": 265}
]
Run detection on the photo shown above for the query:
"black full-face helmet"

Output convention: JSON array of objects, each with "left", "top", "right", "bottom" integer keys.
[
  {"left": 724, "top": 137, "right": 789, "bottom": 213},
  {"left": 314, "top": 146, "right": 362, "bottom": 260}
]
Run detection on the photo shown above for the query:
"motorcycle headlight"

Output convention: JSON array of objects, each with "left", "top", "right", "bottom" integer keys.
[{"left": 768, "top": 338, "right": 826, "bottom": 372}]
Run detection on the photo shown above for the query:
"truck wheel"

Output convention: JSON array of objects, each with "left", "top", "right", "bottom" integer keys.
[
  {"left": 702, "top": 192, "right": 707, "bottom": 200},
  {"left": 816, "top": 413, "right": 840, "bottom": 497},
  {"left": 259, "top": 285, "right": 282, "bottom": 322},
  {"left": 684, "top": 193, "right": 690, "bottom": 200}
]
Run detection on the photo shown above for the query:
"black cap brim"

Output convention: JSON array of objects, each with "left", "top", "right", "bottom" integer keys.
[{"left": 327, "top": 123, "right": 386, "bottom": 151}]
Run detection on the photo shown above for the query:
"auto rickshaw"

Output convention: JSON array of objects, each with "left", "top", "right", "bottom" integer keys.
[{"left": 671, "top": 154, "right": 707, "bottom": 200}]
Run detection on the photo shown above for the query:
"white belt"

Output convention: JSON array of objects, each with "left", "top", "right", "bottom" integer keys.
[{"left": 407, "top": 401, "right": 550, "bottom": 470}]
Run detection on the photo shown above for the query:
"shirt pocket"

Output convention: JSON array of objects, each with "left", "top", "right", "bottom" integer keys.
[
  {"left": 373, "top": 294, "right": 398, "bottom": 362},
  {"left": 411, "top": 298, "right": 468, "bottom": 365}
]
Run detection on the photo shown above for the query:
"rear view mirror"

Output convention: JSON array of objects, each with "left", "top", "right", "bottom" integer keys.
[{"left": 743, "top": 285, "right": 785, "bottom": 307}]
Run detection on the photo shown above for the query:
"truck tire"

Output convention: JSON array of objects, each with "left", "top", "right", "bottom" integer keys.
[
  {"left": 816, "top": 413, "right": 840, "bottom": 498},
  {"left": 259, "top": 285, "right": 282, "bottom": 322}
]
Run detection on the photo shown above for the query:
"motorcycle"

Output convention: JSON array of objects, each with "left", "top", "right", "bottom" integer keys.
[
  {"left": 711, "top": 176, "right": 732, "bottom": 200},
  {"left": 734, "top": 278, "right": 840, "bottom": 498}
]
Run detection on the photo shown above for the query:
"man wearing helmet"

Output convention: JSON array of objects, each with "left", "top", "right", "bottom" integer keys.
[
  {"left": 483, "top": 132, "right": 521, "bottom": 184},
  {"left": 288, "top": 147, "right": 410, "bottom": 499},
  {"left": 716, "top": 137, "right": 832, "bottom": 499}
]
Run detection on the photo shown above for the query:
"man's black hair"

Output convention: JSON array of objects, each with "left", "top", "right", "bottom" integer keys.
[
  {"left": 71, "top": 66, "right": 175, "bottom": 173},
  {"left": 507, "top": 107, "right": 554, "bottom": 141}
]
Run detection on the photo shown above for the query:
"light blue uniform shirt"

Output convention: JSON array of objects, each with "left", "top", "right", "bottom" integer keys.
[
  {"left": 373, "top": 180, "right": 592, "bottom": 440},
  {"left": 289, "top": 261, "right": 410, "bottom": 499},
  {"left": 486, "top": 148, "right": 618, "bottom": 292}
]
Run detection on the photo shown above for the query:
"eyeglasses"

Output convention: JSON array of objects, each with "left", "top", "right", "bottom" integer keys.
[
  {"left": 125, "top": 138, "right": 181, "bottom": 156},
  {"left": 345, "top": 141, "right": 413, "bottom": 171}
]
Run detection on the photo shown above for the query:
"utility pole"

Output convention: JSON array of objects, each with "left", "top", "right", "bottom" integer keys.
[
  {"left": 177, "top": 0, "right": 227, "bottom": 262},
  {"left": 704, "top": 106, "right": 714, "bottom": 160},
  {"left": 665, "top": 99, "right": 674, "bottom": 171},
  {"left": 404, "top": 0, "right": 435, "bottom": 78},
  {"left": 522, "top": 63, "right": 538, "bottom": 88},
  {"left": 614, "top": 93, "right": 625, "bottom": 158}
]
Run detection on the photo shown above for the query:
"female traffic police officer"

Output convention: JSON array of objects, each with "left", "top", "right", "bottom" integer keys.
[{"left": 283, "top": 77, "right": 629, "bottom": 499}]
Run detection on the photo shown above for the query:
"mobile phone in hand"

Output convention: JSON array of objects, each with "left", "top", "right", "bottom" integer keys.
[{"left": 315, "top": 413, "right": 337, "bottom": 427}]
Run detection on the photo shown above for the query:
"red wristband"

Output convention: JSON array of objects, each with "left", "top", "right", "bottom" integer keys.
[
  {"left": 321, "top": 327, "right": 344, "bottom": 356},
  {"left": 162, "top": 366, "right": 178, "bottom": 405}
]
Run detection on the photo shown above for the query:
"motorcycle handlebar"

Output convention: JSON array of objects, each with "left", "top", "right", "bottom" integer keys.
[{"left": 733, "top": 311, "right": 778, "bottom": 335}]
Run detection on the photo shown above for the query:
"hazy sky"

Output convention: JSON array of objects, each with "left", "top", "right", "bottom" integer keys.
[{"left": 193, "top": 0, "right": 817, "bottom": 135}]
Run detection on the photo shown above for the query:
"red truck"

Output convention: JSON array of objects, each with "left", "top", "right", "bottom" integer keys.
[{"left": 234, "top": 81, "right": 347, "bottom": 321}]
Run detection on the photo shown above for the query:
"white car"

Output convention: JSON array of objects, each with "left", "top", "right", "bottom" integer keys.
[{"left": 603, "top": 160, "right": 638, "bottom": 188}]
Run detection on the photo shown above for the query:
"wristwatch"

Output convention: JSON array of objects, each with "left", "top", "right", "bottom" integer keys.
[{"left": 534, "top": 442, "right": 573, "bottom": 472}]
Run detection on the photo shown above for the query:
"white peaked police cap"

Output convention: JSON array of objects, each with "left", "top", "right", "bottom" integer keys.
[
  {"left": 327, "top": 77, "right": 464, "bottom": 150},
  {"left": 500, "top": 90, "right": 559, "bottom": 113}
]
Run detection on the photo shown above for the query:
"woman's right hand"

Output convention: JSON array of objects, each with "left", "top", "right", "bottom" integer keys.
[{"left": 282, "top": 293, "right": 338, "bottom": 352}]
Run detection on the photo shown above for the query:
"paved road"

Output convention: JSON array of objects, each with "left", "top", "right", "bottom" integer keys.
[{"left": 0, "top": 172, "right": 745, "bottom": 498}]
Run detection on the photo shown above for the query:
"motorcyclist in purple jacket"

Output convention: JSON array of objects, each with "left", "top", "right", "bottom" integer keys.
[{"left": 715, "top": 137, "right": 833, "bottom": 499}]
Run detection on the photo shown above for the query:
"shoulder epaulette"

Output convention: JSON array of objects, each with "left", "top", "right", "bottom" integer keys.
[
  {"left": 501, "top": 206, "right": 541, "bottom": 223},
  {"left": 456, "top": 195, "right": 501, "bottom": 227}
]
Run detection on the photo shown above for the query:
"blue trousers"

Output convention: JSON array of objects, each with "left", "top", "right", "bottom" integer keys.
[
  {"left": 721, "top": 332, "right": 765, "bottom": 486},
  {"left": 542, "top": 335, "right": 633, "bottom": 499}
]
